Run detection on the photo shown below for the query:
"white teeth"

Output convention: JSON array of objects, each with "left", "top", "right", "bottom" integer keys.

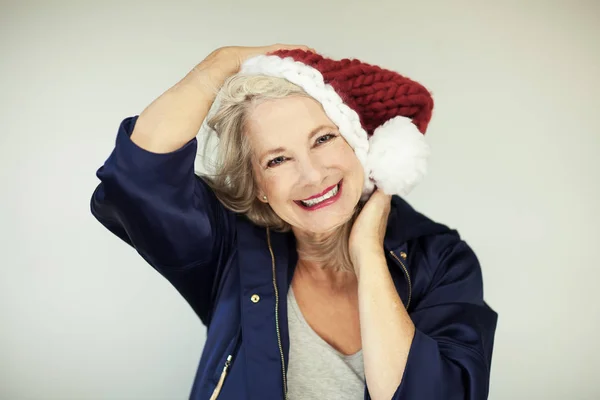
[{"left": 301, "top": 185, "right": 339, "bottom": 207}]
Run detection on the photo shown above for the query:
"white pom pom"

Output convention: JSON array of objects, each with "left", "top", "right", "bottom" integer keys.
[{"left": 366, "top": 116, "right": 430, "bottom": 197}]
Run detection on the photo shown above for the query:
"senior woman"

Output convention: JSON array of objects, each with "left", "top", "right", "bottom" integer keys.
[{"left": 90, "top": 44, "right": 497, "bottom": 400}]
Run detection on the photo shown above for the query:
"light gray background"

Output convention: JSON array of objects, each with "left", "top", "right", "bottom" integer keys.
[{"left": 1, "top": 0, "right": 599, "bottom": 399}]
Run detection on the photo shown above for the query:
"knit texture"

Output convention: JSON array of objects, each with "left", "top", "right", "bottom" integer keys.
[{"left": 266, "top": 49, "right": 433, "bottom": 135}]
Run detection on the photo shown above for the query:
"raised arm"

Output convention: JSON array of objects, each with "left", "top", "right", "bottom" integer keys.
[
  {"left": 130, "top": 45, "right": 315, "bottom": 154},
  {"left": 91, "top": 44, "right": 314, "bottom": 325}
]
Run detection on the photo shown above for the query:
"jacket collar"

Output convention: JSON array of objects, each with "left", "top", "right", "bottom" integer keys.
[{"left": 384, "top": 196, "right": 452, "bottom": 252}]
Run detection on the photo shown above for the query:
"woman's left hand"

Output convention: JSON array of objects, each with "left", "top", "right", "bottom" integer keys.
[{"left": 348, "top": 189, "right": 392, "bottom": 270}]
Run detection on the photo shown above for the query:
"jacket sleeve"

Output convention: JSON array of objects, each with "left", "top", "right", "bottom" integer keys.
[
  {"left": 90, "top": 116, "right": 235, "bottom": 325},
  {"left": 392, "top": 236, "right": 498, "bottom": 400}
]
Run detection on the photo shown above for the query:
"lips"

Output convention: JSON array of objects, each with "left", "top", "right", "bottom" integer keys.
[
  {"left": 294, "top": 181, "right": 343, "bottom": 210},
  {"left": 302, "top": 183, "right": 339, "bottom": 201}
]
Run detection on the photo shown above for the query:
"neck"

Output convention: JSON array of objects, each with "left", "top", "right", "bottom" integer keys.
[
  {"left": 294, "top": 257, "right": 357, "bottom": 292},
  {"left": 292, "top": 225, "right": 340, "bottom": 268},
  {"left": 290, "top": 208, "right": 360, "bottom": 274},
  {"left": 291, "top": 225, "right": 356, "bottom": 285},
  {"left": 293, "top": 227, "right": 333, "bottom": 257}
]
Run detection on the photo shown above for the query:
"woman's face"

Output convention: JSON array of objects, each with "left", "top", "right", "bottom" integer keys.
[{"left": 247, "top": 95, "right": 364, "bottom": 234}]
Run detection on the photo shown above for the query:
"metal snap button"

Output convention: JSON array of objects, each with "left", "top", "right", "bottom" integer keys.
[
  {"left": 250, "top": 294, "right": 260, "bottom": 303},
  {"left": 400, "top": 251, "right": 407, "bottom": 260}
]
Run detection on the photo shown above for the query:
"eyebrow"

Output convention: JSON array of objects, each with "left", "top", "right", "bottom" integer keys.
[{"left": 259, "top": 124, "right": 338, "bottom": 163}]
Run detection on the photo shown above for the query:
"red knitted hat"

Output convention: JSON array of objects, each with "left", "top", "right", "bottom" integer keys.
[{"left": 196, "top": 49, "right": 434, "bottom": 197}]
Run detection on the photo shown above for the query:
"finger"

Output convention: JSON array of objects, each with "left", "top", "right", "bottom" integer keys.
[
  {"left": 268, "top": 44, "right": 314, "bottom": 53},
  {"left": 371, "top": 188, "right": 391, "bottom": 202},
  {"left": 371, "top": 189, "right": 392, "bottom": 212},
  {"left": 361, "top": 192, "right": 388, "bottom": 217}
]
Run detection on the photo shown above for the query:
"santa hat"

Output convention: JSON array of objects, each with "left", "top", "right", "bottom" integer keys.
[{"left": 195, "top": 49, "right": 434, "bottom": 198}]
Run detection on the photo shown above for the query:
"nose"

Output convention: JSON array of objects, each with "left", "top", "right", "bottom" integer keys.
[{"left": 297, "top": 155, "right": 324, "bottom": 186}]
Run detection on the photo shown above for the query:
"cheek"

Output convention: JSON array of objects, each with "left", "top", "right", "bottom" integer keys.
[
  {"left": 335, "top": 150, "right": 364, "bottom": 193},
  {"left": 253, "top": 163, "right": 291, "bottom": 201},
  {"left": 336, "top": 144, "right": 363, "bottom": 175},
  {"left": 262, "top": 175, "right": 292, "bottom": 201}
]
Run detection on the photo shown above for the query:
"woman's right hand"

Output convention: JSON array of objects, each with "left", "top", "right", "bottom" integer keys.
[
  {"left": 133, "top": 44, "right": 314, "bottom": 154},
  {"left": 192, "top": 43, "right": 316, "bottom": 81}
]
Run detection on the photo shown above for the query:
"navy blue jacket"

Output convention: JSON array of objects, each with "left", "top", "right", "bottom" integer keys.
[{"left": 90, "top": 116, "right": 498, "bottom": 400}]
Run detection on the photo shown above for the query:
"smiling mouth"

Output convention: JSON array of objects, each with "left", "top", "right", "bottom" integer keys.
[{"left": 294, "top": 181, "right": 342, "bottom": 210}]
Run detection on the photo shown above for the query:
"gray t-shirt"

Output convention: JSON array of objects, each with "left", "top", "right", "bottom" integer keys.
[{"left": 286, "top": 287, "right": 365, "bottom": 399}]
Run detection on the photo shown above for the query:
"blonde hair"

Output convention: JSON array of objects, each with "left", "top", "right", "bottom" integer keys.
[{"left": 201, "top": 74, "right": 360, "bottom": 272}]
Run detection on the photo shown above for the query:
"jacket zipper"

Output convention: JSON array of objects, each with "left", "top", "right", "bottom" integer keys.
[
  {"left": 266, "top": 227, "right": 288, "bottom": 399},
  {"left": 209, "top": 355, "right": 232, "bottom": 400},
  {"left": 389, "top": 250, "right": 412, "bottom": 310},
  {"left": 209, "top": 327, "right": 242, "bottom": 400}
]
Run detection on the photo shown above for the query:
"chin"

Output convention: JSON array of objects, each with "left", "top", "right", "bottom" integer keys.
[{"left": 297, "top": 201, "right": 357, "bottom": 235}]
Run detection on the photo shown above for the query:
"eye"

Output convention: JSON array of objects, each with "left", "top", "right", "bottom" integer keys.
[
  {"left": 315, "top": 133, "right": 336, "bottom": 145},
  {"left": 267, "top": 156, "right": 287, "bottom": 168}
]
